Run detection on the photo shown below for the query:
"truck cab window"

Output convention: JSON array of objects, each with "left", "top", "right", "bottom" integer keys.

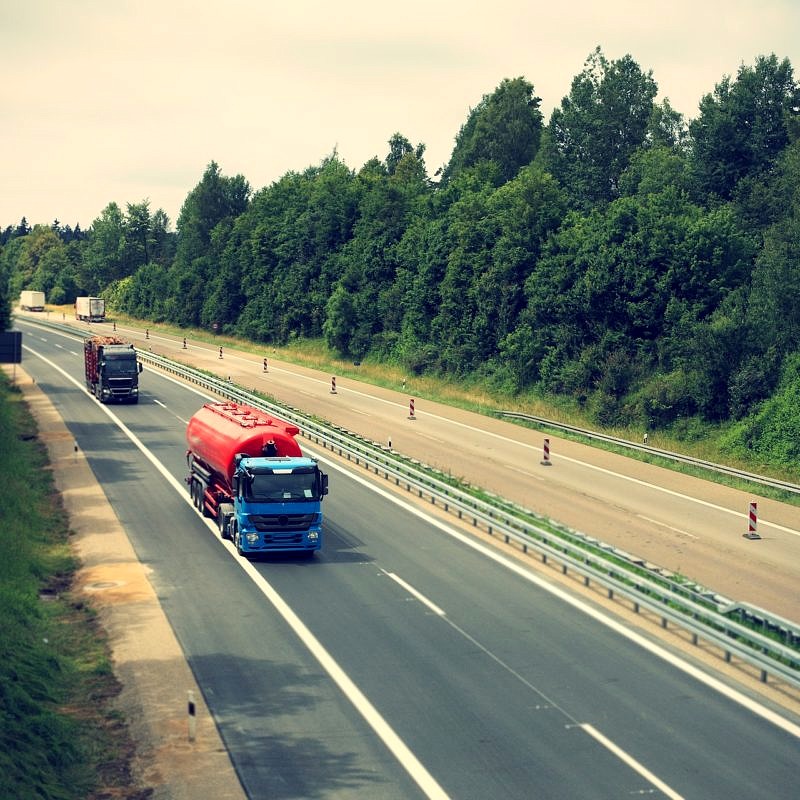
[{"left": 248, "top": 472, "right": 317, "bottom": 502}]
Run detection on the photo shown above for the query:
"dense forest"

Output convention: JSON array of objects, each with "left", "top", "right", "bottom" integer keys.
[{"left": 2, "top": 48, "right": 800, "bottom": 466}]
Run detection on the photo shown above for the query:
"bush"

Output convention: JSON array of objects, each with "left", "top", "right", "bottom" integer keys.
[{"left": 720, "top": 352, "right": 800, "bottom": 469}]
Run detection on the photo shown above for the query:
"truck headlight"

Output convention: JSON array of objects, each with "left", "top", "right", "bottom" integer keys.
[
  {"left": 246, "top": 533, "right": 259, "bottom": 544},
  {"left": 307, "top": 531, "right": 319, "bottom": 541}
]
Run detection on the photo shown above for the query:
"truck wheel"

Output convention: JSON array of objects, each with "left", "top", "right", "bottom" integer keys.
[
  {"left": 231, "top": 523, "right": 243, "bottom": 556},
  {"left": 192, "top": 480, "right": 203, "bottom": 512},
  {"left": 218, "top": 512, "right": 229, "bottom": 540}
]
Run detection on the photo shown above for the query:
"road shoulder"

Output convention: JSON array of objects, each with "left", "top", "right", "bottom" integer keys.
[{"left": 9, "top": 366, "right": 246, "bottom": 800}]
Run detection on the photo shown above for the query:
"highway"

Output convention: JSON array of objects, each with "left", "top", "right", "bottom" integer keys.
[
  {"left": 13, "top": 318, "right": 800, "bottom": 799},
  {"left": 46, "top": 313, "right": 800, "bottom": 621}
]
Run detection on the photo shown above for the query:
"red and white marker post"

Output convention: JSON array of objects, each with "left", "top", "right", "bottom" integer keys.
[
  {"left": 408, "top": 398, "right": 416, "bottom": 420},
  {"left": 540, "top": 437, "right": 552, "bottom": 466},
  {"left": 330, "top": 376, "right": 337, "bottom": 394},
  {"left": 743, "top": 501, "right": 761, "bottom": 540}
]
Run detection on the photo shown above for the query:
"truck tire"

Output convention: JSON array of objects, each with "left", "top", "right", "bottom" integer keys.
[
  {"left": 191, "top": 479, "right": 203, "bottom": 512},
  {"left": 217, "top": 511, "right": 228, "bottom": 539},
  {"left": 231, "top": 522, "right": 244, "bottom": 556}
]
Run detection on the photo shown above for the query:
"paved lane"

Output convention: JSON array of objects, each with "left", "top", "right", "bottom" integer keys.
[{"left": 15, "top": 320, "right": 800, "bottom": 799}]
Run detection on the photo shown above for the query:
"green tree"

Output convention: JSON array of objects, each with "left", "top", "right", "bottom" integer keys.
[
  {"left": 166, "top": 162, "right": 250, "bottom": 326},
  {"left": 233, "top": 155, "right": 359, "bottom": 343},
  {"left": 323, "top": 148, "right": 429, "bottom": 357},
  {"left": 540, "top": 47, "right": 658, "bottom": 208},
  {"left": 123, "top": 201, "right": 154, "bottom": 273},
  {"left": 8, "top": 226, "right": 66, "bottom": 299},
  {"left": 0, "top": 248, "right": 10, "bottom": 329},
  {"left": 442, "top": 77, "right": 543, "bottom": 185},
  {"left": 81, "top": 203, "right": 126, "bottom": 294},
  {"left": 385, "top": 133, "right": 426, "bottom": 178},
  {"left": 322, "top": 284, "right": 357, "bottom": 354},
  {"left": 689, "top": 54, "right": 800, "bottom": 203}
]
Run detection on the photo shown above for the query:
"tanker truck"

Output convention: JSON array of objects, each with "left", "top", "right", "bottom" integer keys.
[
  {"left": 186, "top": 402, "right": 328, "bottom": 556},
  {"left": 84, "top": 336, "right": 142, "bottom": 403}
]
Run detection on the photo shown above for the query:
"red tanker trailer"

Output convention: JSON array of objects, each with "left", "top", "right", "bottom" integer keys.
[{"left": 186, "top": 402, "right": 328, "bottom": 556}]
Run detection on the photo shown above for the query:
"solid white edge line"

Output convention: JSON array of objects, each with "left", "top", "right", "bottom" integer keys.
[
  {"left": 23, "top": 346, "right": 451, "bottom": 800},
  {"left": 581, "top": 723, "right": 685, "bottom": 800}
]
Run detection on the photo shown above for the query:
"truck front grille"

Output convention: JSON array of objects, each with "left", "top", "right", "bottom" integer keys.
[
  {"left": 107, "top": 378, "right": 134, "bottom": 395},
  {"left": 248, "top": 513, "right": 316, "bottom": 533}
]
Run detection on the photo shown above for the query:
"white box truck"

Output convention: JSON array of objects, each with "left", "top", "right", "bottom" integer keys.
[
  {"left": 75, "top": 296, "right": 106, "bottom": 322},
  {"left": 20, "top": 290, "right": 46, "bottom": 311}
]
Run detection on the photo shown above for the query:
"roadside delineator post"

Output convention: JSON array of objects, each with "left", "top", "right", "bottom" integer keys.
[
  {"left": 540, "top": 438, "right": 552, "bottom": 466},
  {"left": 262, "top": 357, "right": 268, "bottom": 373},
  {"left": 388, "top": 436, "right": 392, "bottom": 449},
  {"left": 187, "top": 690, "right": 197, "bottom": 742},
  {"left": 408, "top": 398, "right": 416, "bottom": 420},
  {"left": 218, "top": 346, "right": 223, "bottom": 359},
  {"left": 743, "top": 501, "right": 761, "bottom": 540},
  {"left": 330, "top": 376, "right": 337, "bottom": 394},
  {"left": 182, "top": 337, "right": 187, "bottom": 349},
  {"left": 112, "top": 321, "right": 116, "bottom": 331},
  {"left": 145, "top": 328, "right": 149, "bottom": 339}
]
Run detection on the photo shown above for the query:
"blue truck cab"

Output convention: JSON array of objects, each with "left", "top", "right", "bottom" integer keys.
[{"left": 223, "top": 455, "right": 328, "bottom": 556}]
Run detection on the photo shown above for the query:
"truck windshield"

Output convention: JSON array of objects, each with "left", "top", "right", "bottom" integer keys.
[
  {"left": 247, "top": 472, "right": 318, "bottom": 502},
  {"left": 103, "top": 356, "right": 137, "bottom": 374}
]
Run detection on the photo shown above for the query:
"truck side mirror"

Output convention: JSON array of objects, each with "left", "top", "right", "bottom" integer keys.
[
  {"left": 138, "top": 362, "right": 143, "bottom": 373},
  {"left": 232, "top": 475, "right": 239, "bottom": 496},
  {"left": 321, "top": 472, "right": 329, "bottom": 496}
]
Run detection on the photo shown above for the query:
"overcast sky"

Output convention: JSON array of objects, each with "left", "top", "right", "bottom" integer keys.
[{"left": 2, "top": 0, "right": 798, "bottom": 230}]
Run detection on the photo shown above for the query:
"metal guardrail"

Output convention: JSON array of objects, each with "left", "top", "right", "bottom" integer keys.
[
  {"left": 134, "top": 349, "right": 800, "bottom": 691},
  {"left": 498, "top": 411, "right": 800, "bottom": 496},
  {"left": 17, "top": 318, "right": 800, "bottom": 691}
]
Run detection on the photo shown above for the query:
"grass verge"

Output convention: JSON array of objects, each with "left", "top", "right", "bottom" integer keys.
[{"left": 0, "top": 371, "right": 149, "bottom": 800}]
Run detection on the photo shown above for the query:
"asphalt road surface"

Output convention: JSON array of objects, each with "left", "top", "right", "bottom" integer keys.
[
  {"left": 13, "top": 318, "right": 800, "bottom": 799},
  {"left": 56, "top": 313, "right": 800, "bottom": 622}
]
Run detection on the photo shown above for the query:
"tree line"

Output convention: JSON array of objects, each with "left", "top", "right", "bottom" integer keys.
[{"left": 2, "top": 48, "right": 799, "bottom": 465}]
